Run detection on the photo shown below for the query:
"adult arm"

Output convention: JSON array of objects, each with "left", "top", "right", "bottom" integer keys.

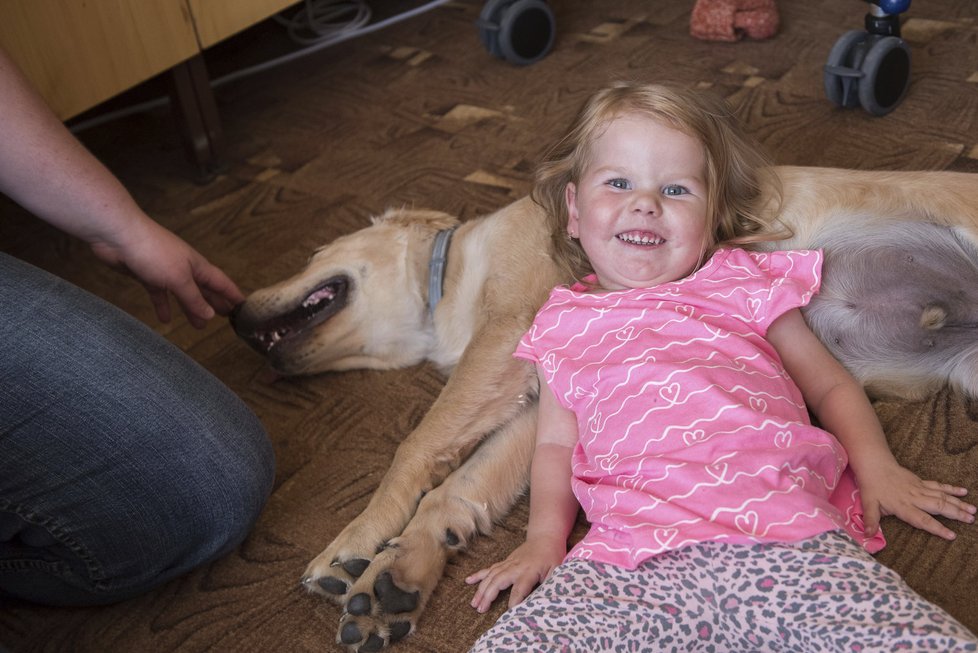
[{"left": 0, "top": 46, "right": 243, "bottom": 327}]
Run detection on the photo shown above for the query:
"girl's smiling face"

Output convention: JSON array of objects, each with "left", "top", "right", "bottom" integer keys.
[{"left": 565, "top": 112, "right": 710, "bottom": 291}]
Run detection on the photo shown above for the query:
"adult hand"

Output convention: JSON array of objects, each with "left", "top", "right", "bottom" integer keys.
[
  {"left": 89, "top": 217, "right": 244, "bottom": 328},
  {"left": 0, "top": 45, "right": 243, "bottom": 329}
]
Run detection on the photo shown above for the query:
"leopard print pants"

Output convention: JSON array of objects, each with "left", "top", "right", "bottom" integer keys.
[{"left": 469, "top": 530, "right": 977, "bottom": 652}]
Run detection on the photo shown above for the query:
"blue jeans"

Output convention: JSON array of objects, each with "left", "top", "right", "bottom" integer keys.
[{"left": 0, "top": 253, "right": 274, "bottom": 606}]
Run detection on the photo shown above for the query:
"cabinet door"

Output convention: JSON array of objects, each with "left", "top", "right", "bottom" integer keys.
[
  {"left": 188, "top": 0, "right": 299, "bottom": 49},
  {"left": 0, "top": 0, "right": 199, "bottom": 120}
]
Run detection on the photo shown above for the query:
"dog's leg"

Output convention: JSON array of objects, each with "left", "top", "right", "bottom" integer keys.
[
  {"left": 301, "top": 325, "right": 537, "bottom": 627},
  {"left": 332, "top": 399, "right": 537, "bottom": 650}
]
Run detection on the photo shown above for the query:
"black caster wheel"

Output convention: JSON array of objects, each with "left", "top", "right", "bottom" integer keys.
[
  {"left": 824, "top": 30, "right": 867, "bottom": 109},
  {"left": 477, "top": 0, "right": 556, "bottom": 66},
  {"left": 858, "top": 35, "right": 911, "bottom": 115},
  {"left": 824, "top": 30, "right": 911, "bottom": 116}
]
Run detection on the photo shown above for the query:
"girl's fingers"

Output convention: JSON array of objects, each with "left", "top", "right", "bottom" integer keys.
[
  {"left": 921, "top": 480, "right": 969, "bottom": 497},
  {"left": 908, "top": 511, "right": 957, "bottom": 541},
  {"left": 465, "top": 568, "right": 490, "bottom": 585},
  {"left": 917, "top": 488, "right": 976, "bottom": 522},
  {"left": 469, "top": 565, "right": 516, "bottom": 612},
  {"left": 862, "top": 502, "right": 881, "bottom": 538},
  {"left": 508, "top": 577, "right": 537, "bottom": 608}
]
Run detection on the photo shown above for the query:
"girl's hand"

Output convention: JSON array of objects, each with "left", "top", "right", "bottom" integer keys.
[
  {"left": 857, "top": 461, "right": 976, "bottom": 540},
  {"left": 466, "top": 536, "right": 566, "bottom": 613}
]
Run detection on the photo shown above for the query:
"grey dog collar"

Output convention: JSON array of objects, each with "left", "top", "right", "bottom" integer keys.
[{"left": 428, "top": 226, "right": 457, "bottom": 319}]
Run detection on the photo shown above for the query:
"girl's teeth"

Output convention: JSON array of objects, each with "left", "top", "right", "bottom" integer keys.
[{"left": 618, "top": 233, "right": 663, "bottom": 245}]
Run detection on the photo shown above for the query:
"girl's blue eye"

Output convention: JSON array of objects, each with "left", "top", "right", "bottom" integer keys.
[
  {"left": 663, "top": 185, "right": 688, "bottom": 196},
  {"left": 608, "top": 178, "right": 630, "bottom": 190}
]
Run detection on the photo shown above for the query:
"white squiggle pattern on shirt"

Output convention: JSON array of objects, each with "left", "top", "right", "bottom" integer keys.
[{"left": 515, "top": 248, "right": 884, "bottom": 570}]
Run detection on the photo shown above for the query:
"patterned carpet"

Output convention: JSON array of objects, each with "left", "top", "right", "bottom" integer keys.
[{"left": 2, "top": 1, "right": 978, "bottom": 651}]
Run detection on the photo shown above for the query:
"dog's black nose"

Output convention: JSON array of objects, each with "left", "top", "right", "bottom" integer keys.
[{"left": 228, "top": 303, "right": 243, "bottom": 330}]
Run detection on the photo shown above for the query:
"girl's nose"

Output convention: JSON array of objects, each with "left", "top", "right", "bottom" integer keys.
[{"left": 630, "top": 191, "right": 659, "bottom": 215}]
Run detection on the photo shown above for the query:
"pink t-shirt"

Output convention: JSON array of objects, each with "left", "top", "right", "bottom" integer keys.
[{"left": 515, "top": 248, "right": 885, "bottom": 569}]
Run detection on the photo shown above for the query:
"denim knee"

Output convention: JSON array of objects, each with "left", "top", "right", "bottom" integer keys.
[
  {"left": 0, "top": 394, "right": 273, "bottom": 607},
  {"left": 0, "top": 253, "right": 275, "bottom": 606}
]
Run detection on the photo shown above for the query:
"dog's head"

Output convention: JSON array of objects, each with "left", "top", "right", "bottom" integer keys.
[{"left": 232, "top": 208, "right": 460, "bottom": 375}]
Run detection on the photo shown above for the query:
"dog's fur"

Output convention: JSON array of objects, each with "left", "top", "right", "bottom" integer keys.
[{"left": 233, "top": 165, "right": 978, "bottom": 650}]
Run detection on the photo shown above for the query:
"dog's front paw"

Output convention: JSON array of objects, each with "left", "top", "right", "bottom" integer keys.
[
  {"left": 302, "top": 515, "right": 400, "bottom": 602},
  {"left": 346, "top": 569, "right": 421, "bottom": 615},
  {"left": 331, "top": 534, "right": 447, "bottom": 650},
  {"left": 337, "top": 612, "right": 413, "bottom": 652},
  {"left": 301, "top": 520, "right": 390, "bottom": 605},
  {"left": 304, "top": 486, "right": 484, "bottom": 649},
  {"left": 336, "top": 554, "right": 424, "bottom": 650},
  {"left": 302, "top": 542, "right": 427, "bottom": 650},
  {"left": 301, "top": 553, "right": 371, "bottom": 601}
]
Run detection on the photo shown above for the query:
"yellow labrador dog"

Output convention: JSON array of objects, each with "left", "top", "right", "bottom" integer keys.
[{"left": 232, "top": 166, "right": 978, "bottom": 650}]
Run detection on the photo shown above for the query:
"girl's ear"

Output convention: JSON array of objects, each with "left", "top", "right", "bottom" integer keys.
[{"left": 565, "top": 182, "right": 580, "bottom": 238}]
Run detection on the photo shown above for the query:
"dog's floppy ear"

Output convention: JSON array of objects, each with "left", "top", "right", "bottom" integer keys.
[{"left": 372, "top": 207, "right": 460, "bottom": 232}]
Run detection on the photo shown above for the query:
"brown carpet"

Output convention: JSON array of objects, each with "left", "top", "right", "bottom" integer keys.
[{"left": 2, "top": 1, "right": 978, "bottom": 651}]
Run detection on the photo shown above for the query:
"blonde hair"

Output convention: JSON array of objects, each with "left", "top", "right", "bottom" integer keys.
[{"left": 532, "top": 81, "right": 788, "bottom": 281}]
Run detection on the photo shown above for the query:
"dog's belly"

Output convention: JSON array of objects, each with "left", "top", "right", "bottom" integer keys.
[{"left": 804, "top": 221, "right": 978, "bottom": 397}]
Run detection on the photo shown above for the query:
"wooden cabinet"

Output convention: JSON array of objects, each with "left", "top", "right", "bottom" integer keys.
[
  {"left": 188, "top": 0, "right": 294, "bottom": 50},
  {"left": 0, "top": 1, "right": 199, "bottom": 120},
  {"left": 0, "top": 0, "right": 297, "bottom": 177}
]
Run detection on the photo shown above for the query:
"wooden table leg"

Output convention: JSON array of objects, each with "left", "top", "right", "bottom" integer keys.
[{"left": 167, "top": 54, "right": 226, "bottom": 182}]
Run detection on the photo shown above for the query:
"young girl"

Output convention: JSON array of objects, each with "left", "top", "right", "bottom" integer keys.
[{"left": 466, "top": 82, "right": 978, "bottom": 651}]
